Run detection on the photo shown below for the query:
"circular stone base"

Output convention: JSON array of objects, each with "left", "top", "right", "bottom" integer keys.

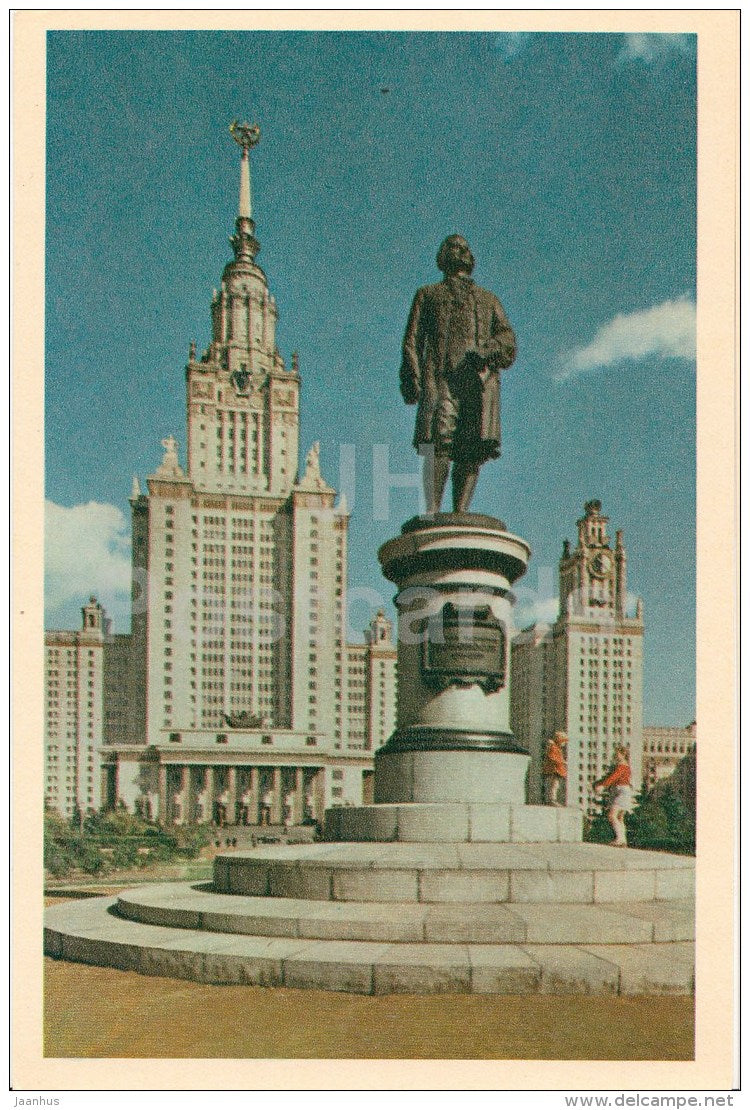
[
  {"left": 44, "top": 842, "right": 695, "bottom": 996},
  {"left": 324, "top": 802, "right": 582, "bottom": 844}
]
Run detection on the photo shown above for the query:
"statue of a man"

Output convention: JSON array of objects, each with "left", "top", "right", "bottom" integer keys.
[{"left": 400, "top": 235, "right": 516, "bottom": 513}]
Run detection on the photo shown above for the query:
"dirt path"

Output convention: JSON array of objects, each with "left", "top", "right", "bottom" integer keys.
[{"left": 44, "top": 957, "right": 694, "bottom": 1060}]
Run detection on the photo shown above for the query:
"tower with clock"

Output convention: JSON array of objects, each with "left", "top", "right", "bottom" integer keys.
[
  {"left": 558, "top": 499, "right": 627, "bottom": 619},
  {"left": 511, "top": 500, "right": 644, "bottom": 814}
]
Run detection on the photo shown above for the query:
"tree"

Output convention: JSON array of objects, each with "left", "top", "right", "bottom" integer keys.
[{"left": 583, "top": 782, "right": 694, "bottom": 855}]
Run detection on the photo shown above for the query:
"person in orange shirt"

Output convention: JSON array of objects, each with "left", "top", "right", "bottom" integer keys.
[
  {"left": 594, "top": 745, "right": 634, "bottom": 847},
  {"left": 542, "top": 731, "right": 568, "bottom": 807}
]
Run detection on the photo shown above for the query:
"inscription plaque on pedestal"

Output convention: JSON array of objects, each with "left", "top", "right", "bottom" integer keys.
[{"left": 421, "top": 603, "right": 507, "bottom": 693}]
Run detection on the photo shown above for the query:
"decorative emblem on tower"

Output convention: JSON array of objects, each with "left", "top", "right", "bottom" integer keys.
[
  {"left": 229, "top": 119, "right": 261, "bottom": 151},
  {"left": 230, "top": 368, "right": 252, "bottom": 395}
]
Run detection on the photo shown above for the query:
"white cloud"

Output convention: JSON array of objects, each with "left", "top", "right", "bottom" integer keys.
[
  {"left": 515, "top": 595, "right": 559, "bottom": 628},
  {"left": 558, "top": 296, "right": 696, "bottom": 381},
  {"left": 617, "top": 33, "right": 695, "bottom": 65},
  {"left": 45, "top": 500, "right": 131, "bottom": 624},
  {"left": 515, "top": 591, "right": 641, "bottom": 629}
]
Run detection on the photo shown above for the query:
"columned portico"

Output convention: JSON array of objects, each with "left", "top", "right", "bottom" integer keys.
[{"left": 109, "top": 742, "right": 373, "bottom": 828}]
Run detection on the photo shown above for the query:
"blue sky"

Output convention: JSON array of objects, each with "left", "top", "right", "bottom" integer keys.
[{"left": 44, "top": 30, "right": 696, "bottom": 725}]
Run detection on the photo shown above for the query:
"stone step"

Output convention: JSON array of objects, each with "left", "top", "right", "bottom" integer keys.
[
  {"left": 115, "top": 881, "right": 695, "bottom": 946},
  {"left": 44, "top": 895, "right": 694, "bottom": 996},
  {"left": 324, "top": 802, "right": 583, "bottom": 844},
  {"left": 213, "top": 842, "right": 695, "bottom": 905}
]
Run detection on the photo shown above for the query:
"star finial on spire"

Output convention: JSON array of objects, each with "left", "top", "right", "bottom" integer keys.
[{"left": 229, "top": 119, "right": 261, "bottom": 153}]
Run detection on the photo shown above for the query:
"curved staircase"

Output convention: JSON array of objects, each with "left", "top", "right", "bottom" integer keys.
[{"left": 45, "top": 840, "right": 695, "bottom": 995}]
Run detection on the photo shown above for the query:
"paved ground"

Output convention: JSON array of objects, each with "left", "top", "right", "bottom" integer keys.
[{"left": 44, "top": 957, "right": 694, "bottom": 1059}]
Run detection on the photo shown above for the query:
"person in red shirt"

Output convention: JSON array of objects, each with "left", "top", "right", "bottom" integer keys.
[
  {"left": 594, "top": 746, "right": 634, "bottom": 847},
  {"left": 542, "top": 731, "right": 568, "bottom": 807}
]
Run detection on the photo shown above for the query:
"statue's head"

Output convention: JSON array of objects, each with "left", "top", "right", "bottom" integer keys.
[{"left": 436, "top": 235, "right": 475, "bottom": 276}]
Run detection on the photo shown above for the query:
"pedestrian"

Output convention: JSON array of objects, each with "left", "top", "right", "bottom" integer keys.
[
  {"left": 215, "top": 789, "right": 229, "bottom": 828},
  {"left": 542, "top": 731, "right": 568, "bottom": 806},
  {"left": 594, "top": 745, "right": 634, "bottom": 847}
]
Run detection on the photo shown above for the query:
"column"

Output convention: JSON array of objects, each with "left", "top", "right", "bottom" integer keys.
[
  {"left": 157, "top": 764, "right": 168, "bottom": 824},
  {"left": 205, "top": 766, "right": 216, "bottom": 824},
  {"left": 101, "top": 765, "right": 113, "bottom": 811},
  {"left": 313, "top": 768, "right": 325, "bottom": 822},
  {"left": 227, "top": 767, "right": 237, "bottom": 825},
  {"left": 176, "top": 765, "right": 188, "bottom": 824},
  {"left": 185, "top": 765, "right": 195, "bottom": 824},
  {"left": 248, "top": 766, "right": 259, "bottom": 825},
  {"left": 294, "top": 767, "right": 305, "bottom": 824},
  {"left": 271, "top": 766, "right": 282, "bottom": 824}
]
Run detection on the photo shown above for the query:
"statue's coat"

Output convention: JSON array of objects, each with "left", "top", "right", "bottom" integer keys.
[{"left": 400, "top": 279, "right": 516, "bottom": 463}]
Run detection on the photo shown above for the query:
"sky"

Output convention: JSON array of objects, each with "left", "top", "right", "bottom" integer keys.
[{"left": 44, "top": 30, "right": 697, "bottom": 726}]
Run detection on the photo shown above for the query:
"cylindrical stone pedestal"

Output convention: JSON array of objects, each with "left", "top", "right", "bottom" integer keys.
[{"left": 374, "top": 513, "right": 530, "bottom": 805}]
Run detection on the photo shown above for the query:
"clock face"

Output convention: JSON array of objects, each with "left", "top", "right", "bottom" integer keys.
[{"left": 589, "top": 552, "right": 612, "bottom": 578}]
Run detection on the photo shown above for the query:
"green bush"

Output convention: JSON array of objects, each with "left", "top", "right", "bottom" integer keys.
[
  {"left": 44, "top": 807, "right": 214, "bottom": 878},
  {"left": 83, "top": 809, "right": 154, "bottom": 839},
  {"left": 584, "top": 783, "right": 695, "bottom": 855},
  {"left": 75, "top": 839, "right": 107, "bottom": 875},
  {"left": 44, "top": 835, "right": 75, "bottom": 877},
  {"left": 111, "top": 841, "right": 139, "bottom": 869},
  {"left": 628, "top": 784, "right": 695, "bottom": 855},
  {"left": 170, "top": 824, "right": 212, "bottom": 858}
]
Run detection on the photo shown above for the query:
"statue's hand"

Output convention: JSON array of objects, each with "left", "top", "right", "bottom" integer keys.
[
  {"left": 400, "top": 379, "right": 421, "bottom": 405},
  {"left": 462, "top": 350, "right": 486, "bottom": 373}
]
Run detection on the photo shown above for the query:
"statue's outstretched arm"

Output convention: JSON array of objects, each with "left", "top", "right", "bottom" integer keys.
[{"left": 400, "top": 289, "right": 424, "bottom": 404}]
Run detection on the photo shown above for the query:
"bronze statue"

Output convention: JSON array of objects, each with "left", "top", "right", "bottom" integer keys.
[{"left": 400, "top": 235, "right": 516, "bottom": 513}]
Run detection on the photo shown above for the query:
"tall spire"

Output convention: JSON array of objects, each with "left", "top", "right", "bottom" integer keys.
[
  {"left": 229, "top": 119, "right": 261, "bottom": 264},
  {"left": 238, "top": 145, "right": 252, "bottom": 218}
]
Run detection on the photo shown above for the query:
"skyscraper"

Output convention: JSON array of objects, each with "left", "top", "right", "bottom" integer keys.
[
  {"left": 44, "top": 597, "right": 113, "bottom": 820},
  {"left": 46, "top": 123, "right": 397, "bottom": 825},
  {"left": 510, "top": 500, "right": 644, "bottom": 815}
]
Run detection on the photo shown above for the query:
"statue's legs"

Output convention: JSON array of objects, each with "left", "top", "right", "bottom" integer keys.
[
  {"left": 421, "top": 449, "right": 451, "bottom": 514},
  {"left": 452, "top": 461, "right": 480, "bottom": 513}
]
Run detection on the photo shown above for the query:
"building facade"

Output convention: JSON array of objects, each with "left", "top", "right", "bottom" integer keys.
[
  {"left": 46, "top": 127, "right": 397, "bottom": 825},
  {"left": 642, "top": 722, "right": 697, "bottom": 792},
  {"left": 510, "top": 500, "right": 644, "bottom": 815},
  {"left": 44, "top": 598, "right": 110, "bottom": 820}
]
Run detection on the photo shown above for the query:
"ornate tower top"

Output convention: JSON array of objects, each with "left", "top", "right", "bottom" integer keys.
[
  {"left": 558, "top": 501, "right": 633, "bottom": 620},
  {"left": 184, "top": 123, "right": 299, "bottom": 498},
  {"left": 365, "top": 609, "right": 394, "bottom": 648},
  {"left": 577, "top": 499, "right": 609, "bottom": 548}
]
